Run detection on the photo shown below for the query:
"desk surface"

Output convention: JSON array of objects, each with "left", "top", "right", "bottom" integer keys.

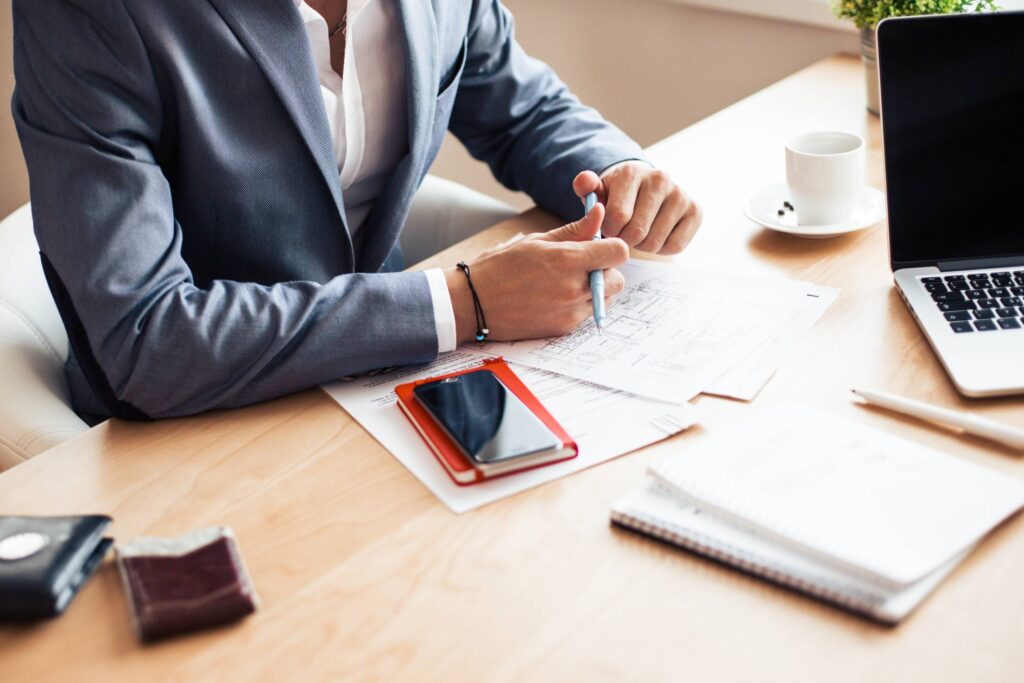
[{"left": 2, "top": 55, "right": 1023, "bottom": 682}]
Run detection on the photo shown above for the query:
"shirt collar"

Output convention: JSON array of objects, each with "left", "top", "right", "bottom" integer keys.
[{"left": 293, "top": 0, "right": 373, "bottom": 17}]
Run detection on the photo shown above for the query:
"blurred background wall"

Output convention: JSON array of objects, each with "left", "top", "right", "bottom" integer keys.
[
  {"left": 0, "top": 1, "right": 27, "bottom": 219},
  {"left": 438, "top": 0, "right": 856, "bottom": 209},
  {"left": 0, "top": 0, "right": 856, "bottom": 219}
]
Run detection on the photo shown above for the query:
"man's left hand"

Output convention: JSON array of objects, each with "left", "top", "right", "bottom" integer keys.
[{"left": 573, "top": 162, "right": 702, "bottom": 255}]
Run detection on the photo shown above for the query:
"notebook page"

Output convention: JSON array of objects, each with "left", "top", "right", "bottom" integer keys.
[{"left": 650, "top": 403, "right": 1024, "bottom": 586}]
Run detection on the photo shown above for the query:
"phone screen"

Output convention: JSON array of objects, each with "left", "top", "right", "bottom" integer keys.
[{"left": 413, "top": 369, "right": 562, "bottom": 465}]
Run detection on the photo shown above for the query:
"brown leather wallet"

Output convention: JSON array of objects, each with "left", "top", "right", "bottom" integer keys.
[{"left": 115, "top": 527, "right": 259, "bottom": 641}]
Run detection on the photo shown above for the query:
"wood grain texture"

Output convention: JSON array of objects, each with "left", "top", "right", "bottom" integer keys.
[{"left": 2, "top": 55, "right": 1023, "bottom": 682}]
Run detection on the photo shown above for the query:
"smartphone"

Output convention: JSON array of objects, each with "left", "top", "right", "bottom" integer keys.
[{"left": 413, "top": 369, "right": 562, "bottom": 467}]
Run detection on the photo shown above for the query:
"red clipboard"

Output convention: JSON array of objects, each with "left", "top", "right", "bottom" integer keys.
[{"left": 395, "top": 358, "right": 578, "bottom": 486}]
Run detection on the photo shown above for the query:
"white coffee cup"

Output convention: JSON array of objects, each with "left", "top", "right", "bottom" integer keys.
[{"left": 785, "top": 131, "right": 865, "bottom": 226}]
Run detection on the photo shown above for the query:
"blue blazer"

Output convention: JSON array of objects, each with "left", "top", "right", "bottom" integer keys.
[{"left": 12, "top": 0, "right": 645, "bottom": 420}]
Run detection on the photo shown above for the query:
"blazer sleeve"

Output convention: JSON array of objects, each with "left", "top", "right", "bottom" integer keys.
[
  {"left": 449, "top": 0, "right": 649, "bottom": 222},
  {"left": 11, "top": 0, "right": 439, "bottom": 419}
]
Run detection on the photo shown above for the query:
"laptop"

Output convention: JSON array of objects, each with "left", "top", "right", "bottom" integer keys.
[{"left": 877, "top": 11, "right": 1024, "bottom": 397}]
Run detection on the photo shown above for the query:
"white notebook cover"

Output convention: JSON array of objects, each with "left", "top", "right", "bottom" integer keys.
[
  {"left": 611, "top": 479, "right": 973, "bottom": 624},
  {"left": 647, "top": 403, "right": 1024, "bottom": 587}
]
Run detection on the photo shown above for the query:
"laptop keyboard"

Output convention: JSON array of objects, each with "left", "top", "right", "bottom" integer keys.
[{"left": 919, "top": 270, "right": 1024, "bottom": 333}]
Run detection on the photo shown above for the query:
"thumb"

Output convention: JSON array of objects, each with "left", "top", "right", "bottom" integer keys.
[{"left": 543, "top": 202, "right": 604, "bottom": 243}]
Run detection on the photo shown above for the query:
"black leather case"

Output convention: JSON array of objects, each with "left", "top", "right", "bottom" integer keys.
[{"left": 0, "top": 515, "right": 113, "bottom": 620}]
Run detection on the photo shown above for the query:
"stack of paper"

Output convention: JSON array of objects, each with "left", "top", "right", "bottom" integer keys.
[
  {"left": 611, "top": 403, "right": 1024, "bottom": 622},
  {"left": 468, "top": 260, "right": 837, "bottom": 403},
  {"left": 322, "top": 351, "right": 698, "bottom": 513},
  {"left": 323, "top": 260, "right": 838, "bottom": 512}
]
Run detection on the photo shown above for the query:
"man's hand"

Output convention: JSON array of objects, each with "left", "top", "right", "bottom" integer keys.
[
  {"left": 445, "top": 204, "right": 628, "bottom": 343},
  {"left": 573, "top": 162, "right": 702, "bottom": 255}
]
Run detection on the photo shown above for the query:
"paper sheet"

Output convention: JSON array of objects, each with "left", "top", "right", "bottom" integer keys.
[
  {"left": 705, "top": 283, "right": 839, "bottom": 400},
  {"left": 322, "top": 351, "right": 699, "bottom": 513},
  {"left": 465, "top": 260, "right": 805, "bottom": 404}
]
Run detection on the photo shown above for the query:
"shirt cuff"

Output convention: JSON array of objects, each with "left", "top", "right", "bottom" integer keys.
[
  {"left": 599, "top": 158, "right": 654, "bottom": 176},
  {"left": 425, "top": 268, "right": 458, "bottom": 353}
]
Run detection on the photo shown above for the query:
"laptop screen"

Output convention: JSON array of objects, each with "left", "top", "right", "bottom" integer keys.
[{"left": 878, "top": 12, "right": 1024, "bottom": 270}]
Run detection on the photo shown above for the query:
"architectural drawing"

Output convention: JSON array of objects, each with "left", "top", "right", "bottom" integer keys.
[{"left": 470, "top": 260, "right": 806, "bottom": 403}]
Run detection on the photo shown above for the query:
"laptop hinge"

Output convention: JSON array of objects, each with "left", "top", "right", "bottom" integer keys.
[{"left": 937, "top": 256, "right": 1024, "bottom": 272}]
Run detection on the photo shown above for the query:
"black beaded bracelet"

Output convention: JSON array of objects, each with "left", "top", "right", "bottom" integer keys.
[{"left": 456, "top": 261, "right": 489, "bottom": 345}]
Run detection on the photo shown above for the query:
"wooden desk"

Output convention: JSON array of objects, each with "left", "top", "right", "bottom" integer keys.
[{"left": 2, "top": 55, "right": 1022, "bottom": 682}]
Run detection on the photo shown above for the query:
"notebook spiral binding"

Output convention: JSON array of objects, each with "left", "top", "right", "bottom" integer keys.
[
  {"left": 610, "top": 506, "right": 887, "bottom": 618},
  {"left": 650, "top": 464, "right": 906, "bottom": 590}
]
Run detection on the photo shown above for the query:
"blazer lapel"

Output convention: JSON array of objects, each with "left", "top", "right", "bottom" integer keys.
[
  {"left": 206, "top": 0, "right": 354, "bottom": 267},
  {"left": 357, "top": 0, "right": 438, "bottom": 270},
  {"left": 395, "top": 0, "right": 437, "bottom": 171}
]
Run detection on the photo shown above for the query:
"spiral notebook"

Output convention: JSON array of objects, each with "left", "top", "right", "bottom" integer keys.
[{"left": 611, "top": 403, "right": 1024, "bottom": 623}]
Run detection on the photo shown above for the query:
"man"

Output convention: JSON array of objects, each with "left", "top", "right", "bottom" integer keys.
[{"left": 12, "top": 0, "right": 701, "bottom": 421}]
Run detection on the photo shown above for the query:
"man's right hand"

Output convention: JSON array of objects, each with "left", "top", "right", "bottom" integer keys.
[{"left": 444, "top": 203, "right": 629, "bottom": 343}]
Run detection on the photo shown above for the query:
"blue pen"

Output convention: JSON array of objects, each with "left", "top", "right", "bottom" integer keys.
[{"left": 585, "top": 192, "right": 606, "bottom": 332}]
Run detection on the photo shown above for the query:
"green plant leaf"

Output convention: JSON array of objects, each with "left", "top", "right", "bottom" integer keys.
[{"left": 831, "top": 0, "right": 1001, "bottom": 29}]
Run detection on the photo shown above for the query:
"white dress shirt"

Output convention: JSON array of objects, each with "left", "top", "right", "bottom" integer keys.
[{"left": 296, "top": 0, "right": 457, "bottom": 353}]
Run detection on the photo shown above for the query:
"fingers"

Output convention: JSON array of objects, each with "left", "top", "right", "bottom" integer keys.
[
  {"left": 579, "top": 266, "right": 626, "bottom": 300},
  {"left": 567, "top": 269, "right": 624, "bottom": 313},
  {"left": 576, "top": 236, "right": 629, "bottom": 270},
  {"left": 602, "top": 168, "right": 643, "bottom": 238},
  {"left": 572, "top": 170, "right": 606, "bottom": 204},
  {"left": 660, "top": 201, "right": 703, "bottom": 255},
  {"left": 578, "top": 267, "right": 626, "bottom": 311},
  {"left": 636, "top": 186, "right": 690, "bottom": 253},
  {"left": 602, "top": 266, "right": 625, "bottom": 297},
  {"left": 618, "top": 177, "right": 664, "bottom": 246},
  {"left": 560, "top": 245, "right": 627, "bottom": 302},
  {"left": 617, "top": 169, "right": 678, "bottom": 248},
  {"left": 543, "top": 202, "right": 604, "bottom": 243},
  {"left": 596, "top": 164, "right": 702, "bottom": 254}
]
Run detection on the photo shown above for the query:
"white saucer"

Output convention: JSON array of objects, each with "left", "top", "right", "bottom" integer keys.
[{"left": 744, "top": 183, "right": 886, "bottom": 239}]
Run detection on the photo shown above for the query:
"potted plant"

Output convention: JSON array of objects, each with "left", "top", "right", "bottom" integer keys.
[{"left": 832, "top": 1, "right": 1000, "bottom": 115}]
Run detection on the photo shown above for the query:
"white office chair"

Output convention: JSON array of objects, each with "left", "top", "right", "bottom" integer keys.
[
  {"left": 0, "top": 203, "right": 88, "bottom": 469},
  {"left": 0, "top": 177, "right": 516, "bottom": 470},
  {"left": 400, "top": 174, "right": 517, "bottom": 266}
]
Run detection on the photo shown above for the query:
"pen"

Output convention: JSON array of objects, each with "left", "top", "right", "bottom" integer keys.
[
  {"left": 585, "top": 192, "right": 606, "bottom": 331},
  {"left": 851, "top": 388, "right": 1024, "bottom": 451}
]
